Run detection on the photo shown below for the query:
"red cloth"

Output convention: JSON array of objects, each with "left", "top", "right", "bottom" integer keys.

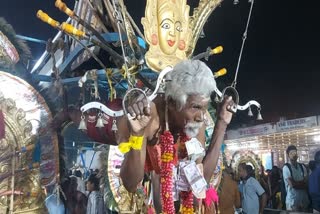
[
  {"left": 0, "top": 110, "right": 4, "bottom": 140},
  {"left": 145, "top": 143, "right": 179, "bottom": 174},
  {"left": 86, "top": 99, "right": 122, "bottom": 144}
]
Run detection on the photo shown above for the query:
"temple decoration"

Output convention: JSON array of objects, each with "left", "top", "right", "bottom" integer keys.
[
  {"left": 0, "top": 71, "right": 59, "bottom": 213},
  {"left": 142, "top": 0, "right": 222, "bottom": 71},
  {"left": 0, "top": 31, "right": 20, "bottom": 67}
]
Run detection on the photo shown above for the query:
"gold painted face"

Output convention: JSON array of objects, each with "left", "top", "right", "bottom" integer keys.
[{"left": 157, "top": 8, "right": 182, "bottom": 55}]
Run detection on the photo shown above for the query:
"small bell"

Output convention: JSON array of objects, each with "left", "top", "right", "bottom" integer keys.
[
  {"left": 248, "top": 106, "right": 253, "bottom": 117},
  {"left": 257, "top": 109, "right": 263, "bottom": 120},
  {"left": 95, "top": 112, "right": 104, "bottom": 128},
  {"left": 111, "top": 118, "right": 118, "bottom": 132},
  {"left": 78, "top": 113, "right": 87, "bottom": 130},
  {"left": 200, "top": 29, "right": 206, "bottom": 39}
]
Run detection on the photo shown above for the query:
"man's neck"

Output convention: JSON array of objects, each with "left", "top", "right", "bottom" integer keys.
[{"left": 290, "top": 160, "right": 298, "bottom": 167}]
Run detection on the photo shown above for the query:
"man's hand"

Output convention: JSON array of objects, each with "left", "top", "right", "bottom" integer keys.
[
  {"left": 127, "top": 97, "right": 151, "bottom": 136},
  {"left": 218, "top": 96, "right": 234, "bottom": 125}
]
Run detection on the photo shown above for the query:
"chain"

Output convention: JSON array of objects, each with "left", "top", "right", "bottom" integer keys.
[{"left": 232, "top": 0, "right": 255, "bottom": 88}]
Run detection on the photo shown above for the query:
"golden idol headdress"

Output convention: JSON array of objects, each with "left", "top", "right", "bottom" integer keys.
[{"left": 142, "top": 0, "right": 222, "bottom": 71}]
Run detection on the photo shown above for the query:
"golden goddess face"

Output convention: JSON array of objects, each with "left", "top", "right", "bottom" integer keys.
[{"left": 157, "top": 8, "right": 182, "bottom": 55}]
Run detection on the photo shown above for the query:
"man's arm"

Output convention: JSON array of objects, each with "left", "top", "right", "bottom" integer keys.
[
  {"left": 252, "top": 178, "right": 267, "bottom": 214},
  {"left": 283, "top": 165, "right": 307, "bottom": 190},
  {"left": 120, "top": 137, "right": 148, "bottom": 192},
  {"left": 234, "top": 181, "right": 241, "bottom": 209},
  {"left": 202, "top": 97, "right": 233, "bottom": 182},
  {"left": 287, "top": 177, "right": 307, "bottom": 189},
  {"left": 120, "top": 101, "right": 156, "bottom": 192},
  {"left": 259, "top": 192, "right": 267, "bottom": 214},
  {"left": 202, "top": 120, "right": 227, "bottom": 182}
]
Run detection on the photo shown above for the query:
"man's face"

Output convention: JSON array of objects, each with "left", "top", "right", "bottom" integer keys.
[
  {"left": 238, "top": 165, "right": 246, "bottom": 179},
  {"left": 171, "top": 95, "right": 209, "bottom": 138},
  {"left": 86, "top": 181, "right": 93, "bottom": 192},
  {"left": 288, "top": 149, "right": 298, "bottom": 162}
]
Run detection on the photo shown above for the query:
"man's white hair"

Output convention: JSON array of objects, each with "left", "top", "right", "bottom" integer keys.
[{"left": 165, "top": 59, "right": 217, "bottom": 110}]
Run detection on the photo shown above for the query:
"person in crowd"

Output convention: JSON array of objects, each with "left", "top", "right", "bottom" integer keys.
[
  {"left": 282, "top": 145, "right": 310, "bottom": 212},
  {"left": 238, "top": 163, "right": 267, "bottom": 214},
  {"left": 309, "top": 150, "right": 320, "bottom": 213},
  {"left": 219, "top": 168, "right": 241, "bottom": 214},
  {"left": 44, "top": 185, "right": 65, "bottom": 214},
  {"left": 309, "top": 160, "right": 317, "bottom": 174},
  {"left": 269, "top": 166, "right": 282, "bottom": 209},
  {"left": 86, "top": 174, "right": 105, "bottom": 214},
  {"left": 73, "top": 170, "right": 86, "bottom": 194},
  {"left": 62, "top": 176, "right": 88, "bottom": 214}
]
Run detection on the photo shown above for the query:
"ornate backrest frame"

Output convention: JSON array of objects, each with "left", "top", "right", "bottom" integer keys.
[{"left": 0, "top": 71, "right": 59, "bottom": 213}]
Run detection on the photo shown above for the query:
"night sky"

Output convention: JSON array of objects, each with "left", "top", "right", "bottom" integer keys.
[{"left": 1, "top": 0, "right": 320, "bottom": 126}]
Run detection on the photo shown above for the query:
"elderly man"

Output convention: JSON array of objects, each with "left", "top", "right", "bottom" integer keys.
[{"left": 119, "top": 59, "right": 234, "bottom": 213}]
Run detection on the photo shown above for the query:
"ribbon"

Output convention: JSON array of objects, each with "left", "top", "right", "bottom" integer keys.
[
  {"left": 203, "top": 187, "right": 219, "bottom": 207},
  {"left": 0, "top": 110, "right": 4, "bottom": 140},
  {"left": 118, "top": 135, "right": 144, "bottom": 154}
]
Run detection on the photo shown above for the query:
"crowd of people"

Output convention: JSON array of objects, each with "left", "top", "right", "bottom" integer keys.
[
  {"left": 45, "top": 170, "right": 105, "bottom": 214},
  {"left": 213, "top": 146, "right": 320, "bottom": 214}
]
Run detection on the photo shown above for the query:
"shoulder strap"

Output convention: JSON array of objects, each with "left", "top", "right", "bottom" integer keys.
[
  {"left": 284, "top": 163, "right": 293, "bottom": 177},
  {"left": 298, "top": 163, "right": 304, "bottom": 177}
]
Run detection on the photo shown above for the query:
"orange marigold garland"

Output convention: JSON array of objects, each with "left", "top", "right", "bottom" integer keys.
[{"left": 160, "top": 130, "right": 175, "bottom": 214}]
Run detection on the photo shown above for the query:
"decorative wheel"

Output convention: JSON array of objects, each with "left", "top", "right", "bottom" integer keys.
[{"left": 0, "top": 71, "right": 59, "bottom": 213}]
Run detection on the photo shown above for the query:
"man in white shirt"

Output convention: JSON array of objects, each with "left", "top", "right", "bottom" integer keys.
[
  {"left": 86, "top": 174, "right": 105, "bottom": 214},
  {"left": 282, "top": 145, "right": 309, "bottom": 212},
  {"left": 238, "top": 163, "right": 267, "bottom": 214}
]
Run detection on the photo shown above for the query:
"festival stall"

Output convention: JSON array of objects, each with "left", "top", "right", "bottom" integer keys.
[{"left": 224, "top": 116, "right": 320, "bottom": 173}]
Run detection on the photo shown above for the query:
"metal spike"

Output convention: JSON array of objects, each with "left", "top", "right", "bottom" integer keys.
[
  {"left": 248, "top": 106, "right": 253, "bottom": 117},
  {"left": 78, "top": 114, "right": 87, "bottom": 130},
  {"left": 257, "top": 109, "right": 263, "bottom": 120},
  {"left": 200, "top": 29, "right": 206, "bottom": 39}
]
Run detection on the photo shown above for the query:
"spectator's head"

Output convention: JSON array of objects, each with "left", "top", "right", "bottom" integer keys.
[
  {"left": 74, "top": 170, "right": 82, "bottom": 178},
  {"left": 286, "top": 145, "right": 298, "bottom": 163},
  {"left": 308, "top": 160, "right": 316, "bottom": 172},
  {"left": 271, "top": 166, "right": 280, "bottom": 179},
  {"left": 238, "top": 163, "right": 247, "bottom": 179},
  {"left": 315, "top": 150, "right": 320, "bottom": 164},
  {"left": 86, "top": 174, "right": 100, "bottom": 192},
  {"left": 246, "top": 165, "right": 255, "bottom": 178},
  {"left": 70, "top": 176, "right": 78, "bottom": 191}
]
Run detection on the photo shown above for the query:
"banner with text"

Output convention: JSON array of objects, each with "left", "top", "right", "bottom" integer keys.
[
  {"left": 225, "top": 123, "right": 276, "bottom": 140},
  {"left": 276, "top": 116, "right": 318, "bottom": 132}
]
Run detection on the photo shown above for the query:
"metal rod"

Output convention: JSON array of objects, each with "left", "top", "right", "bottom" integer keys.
[{"left": 232, "top": 0, "right": 255, "bottom": 88}]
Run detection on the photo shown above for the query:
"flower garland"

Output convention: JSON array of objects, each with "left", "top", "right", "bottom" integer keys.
[
  {"left": 160, "top": 130, "right": 195, "bottom": 214},
  {"left": 180, "top": 190, "right": 194, "bottom": 214},
  {"left": 177, "top": 133, "right": 194, "bottom": 214},
  {"left": 160, "top": 130, "right": 175, "bottom": 214}
]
